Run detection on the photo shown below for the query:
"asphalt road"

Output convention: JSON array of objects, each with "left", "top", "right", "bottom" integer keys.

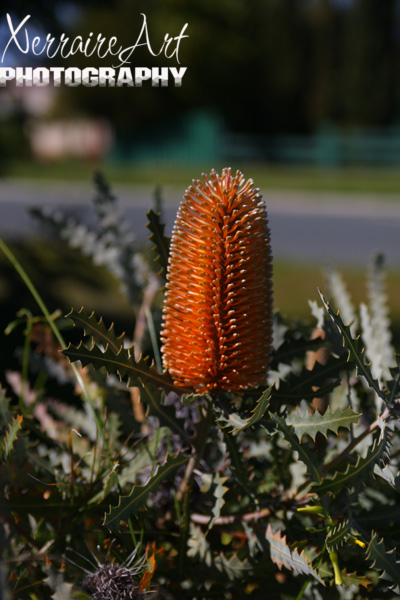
[{"left": 1, "top": 178, "right": 400, "bottom": 268}]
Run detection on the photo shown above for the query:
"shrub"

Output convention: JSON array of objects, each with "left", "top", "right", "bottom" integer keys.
[{"left": 1, "top": 169, "right": 400, "bottom": 599}]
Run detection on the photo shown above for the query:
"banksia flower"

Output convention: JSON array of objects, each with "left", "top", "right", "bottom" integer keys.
[{"left": 161, "top": 168, "right": 273, "bottom": 393}]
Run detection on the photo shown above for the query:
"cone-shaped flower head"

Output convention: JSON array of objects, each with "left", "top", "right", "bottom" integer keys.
[{"left": 161, "top": 168, "right": 273, "bottom": 393}]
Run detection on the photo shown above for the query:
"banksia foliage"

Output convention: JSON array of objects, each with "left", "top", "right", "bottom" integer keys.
[{"left": 161, "top": 168, "right": 273, "bottom": 392}]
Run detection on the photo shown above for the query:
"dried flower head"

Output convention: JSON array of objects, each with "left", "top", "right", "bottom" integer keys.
[
  {"left": 81, "top": 562, "right": 143, "bottom": 600},
  {"left": 67, "top": 545, "right": 157, "bottom": 600},
  {"left": 161, "top": 168, "right": 273, "bottom": 393}
]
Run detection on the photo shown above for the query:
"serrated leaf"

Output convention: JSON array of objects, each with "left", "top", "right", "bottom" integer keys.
[
  {"left": 146, "top": 209, "right": 170, "bottom": 276},
  {"left": 218, "top": 411, "right": 249, "bottom": 431},
  {"left": 266, "top": 526, "right": 324, "bottom": 585},
  {"left": 273, "top": 354, "right": 350, "bottom": 403},
  {"left": 319, "top": 290, "right": 386, "bottom": 401},
  {"left": 386, "top": 358, "right": 400, "bottom": 405},
  {"left": 374, "top": 465, "right": 400, "bottom": 495},
  {"left": 188, "top": 522, "right": 212, "bottom": 566},
  {"left": 340, "top": 570, "right": 372, "bottom": 590},
  {"left": 366, "top": 532, "right": 400, "bottom": 593},
  {"left": 104, "top": 453, "right": 189, "bottom": 529},
  {"left": 271, "top": 335, "right": 326, "bottom": 367},
  {"left": 326, "top": 519, "right": 350, "bottom": 552},
  {"left": 2, "top": 414, "right": 23, "bottom": 458},
  {"left": 325, "top": 267, "right": 358, "bottom": 336},
  {"left": 66, "top": 307, "right": 124, "bottom": 353},
  {"left": 270, "top": 413, "right": 321, "bottom": 485},
  {"left": 365, "top": 253, "right": 396, "bottom": 382},
  {"left": 62, "top": 342, "right": 187, "bottom": 394},
  {"left": 221, "top": 429, "right": 260, "bottom": 507},
  {"left": 44, "top": 568, "right": 79, "bottom": 600},
  {"left": 312, "top": 429, "right": 389, "bottom": 496},
  {"left": 140, "top": 383, "right": 188, "bottom": 441},
  {"left": 242, "top": 386, "right": 272, "bottom": 430},
  {"left": 118, "top": 434, "right": 160, "bottom": 487},
  {"left": 286, "top": 406, "right": 359, "bottom": 442},
  {"left": 214, "top": 552, "right": 252, "bottom": 581},
  {"left": 222, "top": 429, "right": 249, "bottom": 483},
  {"left": 207, "top": 473, "right": 229, "bottom": 533},
  {"left": 224, "top": 387, "right": 272, "bottom": 433}
]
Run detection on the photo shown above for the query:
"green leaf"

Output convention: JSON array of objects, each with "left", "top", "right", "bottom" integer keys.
[
  {"left": 62, "top": 342, "right": 187, "bottom": 394},
  {"left": 319, "top": 290, "right": 386, "bottom": 401},
  {"left": 271, "top": 335, "right": 326, "bottom": 366},
  {"left": 140, "top": 383, "right": 189, "bottom": 441},
  {"left": 223, "top": 429, "right": 249, "bottom": 482},
  {"left": 118, "top": 435, "right": 160, "bottom": 486},
  {"left": 207, "top": 473, "right": 229, "bottom": 533},
  {"left": 325, "top": 519, "right": 350, "bottom": 552},
  {"left": 340, "top": 570, "right": 373, "bottom": 590},
  {"left": 266, "top": 526, "right": 324, "bottom": 585},
  {"left": 66, "top": 307, "right": 125, "bottom": 353},
  {"left": 2, "top": 414, "right": 23, "bottom": 458},
  {"left": 273, "top": 354, "right": 350, "bottom": 403},
  {"left": 221, "top": 429, "right": 260, "bottom": 506},
  {"left": 286, "top": 406, "right": 359, "bottom": 442},
  {"left": 312, "top": 429, "right": 389, "bottom": 496},
  {"left": 386, "top": 358, "right": 400, "bottom": 406},
  {"left": 356, "top": 503, "right": 400, "bottom": 528},
  {"left": 242, "top": 386, "right": 272, "bottom": 430},
  {"left": 146, "top": 208, "right": 170, "bottom": 276},
  {"left": 104, "top": 453, "right": 189, "bottom": 529},
  {"left": 365, "top": 532, "right": 400, "bottom": 593},
  {"left": 269, "top": 413, "right": 321, "bottom": 485},
  {"left": 0, "top": 385, "right": 12, "bottom": 427},
  {"left": 218, "top": 387, "right": 272, "bottom": 434}
]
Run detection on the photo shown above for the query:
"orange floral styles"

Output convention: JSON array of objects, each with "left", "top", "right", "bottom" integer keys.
[{"left": 161, "top": 168, "right": 273, "bottom": 393}]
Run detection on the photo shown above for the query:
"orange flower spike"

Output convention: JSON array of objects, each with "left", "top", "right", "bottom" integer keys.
[{"left": 161, "top": 168, "right": 273, "bottom": 393}]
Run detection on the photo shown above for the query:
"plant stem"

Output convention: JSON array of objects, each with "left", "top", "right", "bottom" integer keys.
[
  {"left": 20, "top": 317, "right": 33, "bottom": 410},
  {"left": 0, "top": 237, "right": 105, "bottom": 440},
  {"left": 178, "top": 404, "right": 213, "bottom": 575},
  {"left": 296, "top": 579, "right": 310, "bottom": 600}
]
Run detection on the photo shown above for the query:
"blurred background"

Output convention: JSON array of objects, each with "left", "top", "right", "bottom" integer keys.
[{"left": 1, "top": 0, "right": 400, "bottom": 348}]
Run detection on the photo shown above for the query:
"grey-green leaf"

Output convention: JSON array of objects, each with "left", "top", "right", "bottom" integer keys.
[
  {"left": 266, "top": 525, "right": 324, "bottom": 585},
  {"left": 2, "top": 414, "right": 23, "bottom": 458},
  {"left": 286, "top": 406, "right": 359, "bottom": 442},
  {"left": 207, "top": 473, "right": 229, "bottom": 533}
]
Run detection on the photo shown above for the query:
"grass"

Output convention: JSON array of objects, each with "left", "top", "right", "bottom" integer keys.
[
  {"left": 274, "top": 260, "right": 400, "bottom": 327},
  {"left": 5, "top": 158, "right": 400, "bottom": 197}
]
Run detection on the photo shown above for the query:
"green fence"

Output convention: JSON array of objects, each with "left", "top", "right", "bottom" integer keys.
[{"left": 111, "top": 112, "right": 400, "bottom": 167}]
